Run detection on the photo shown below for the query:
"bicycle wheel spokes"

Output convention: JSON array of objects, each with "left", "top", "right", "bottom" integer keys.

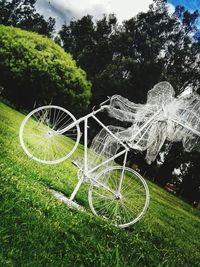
[
  {"left": 20, "top": 105, "right": 81, "bottom": 164},
  {"left": 89, "top": 166, "right": 149, "bottom": 228}
]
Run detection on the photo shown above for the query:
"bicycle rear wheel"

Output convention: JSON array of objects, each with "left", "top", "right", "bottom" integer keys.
[
  {"left": 20, "top": 105, "right": 80, "bottom": 164},
  {"left": 88, "top": 166, "right": 149, "bottom": 228}
]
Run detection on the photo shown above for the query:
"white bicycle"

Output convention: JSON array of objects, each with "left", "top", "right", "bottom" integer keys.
[{"left": 19, "top": 99, "right": 150, "bottom": 228}]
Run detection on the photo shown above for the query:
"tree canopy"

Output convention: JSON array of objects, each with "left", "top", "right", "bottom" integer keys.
[
  {"left": 0, "top": 25, "right": 91, "bottom": 114},
  {"left": 59, "top": 0, "right": 200, "bottom": 105},
  {"left": 0, "top": 0, "right": 55, "bottom": 37}
]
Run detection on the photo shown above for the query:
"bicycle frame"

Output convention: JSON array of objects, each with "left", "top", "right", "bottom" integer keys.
[
  {"left": 19, "top": 90, "right": 200, "bottom": 227},
  {"left": 66, "top": 105, "right": 130, "bottom": 201}
]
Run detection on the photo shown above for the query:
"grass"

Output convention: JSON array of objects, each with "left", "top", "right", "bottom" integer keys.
[{"left": 0, "top": 101, "right": 200, "bottom": 267}]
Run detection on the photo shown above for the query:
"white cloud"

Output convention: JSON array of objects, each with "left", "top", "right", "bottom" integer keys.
[
  {"left": 36, "top": 0, "right": 154, "bottom": 29},
  {"left": 166, "top": 2, "right": 175, "bottom": 14},
  {"left": 47, "top": 0, "right": 106, "bottom": 18},
  {"left": 106, "top": 0, "right": 153, "bottom": 22},
  {"left": 46, "top": 0, "right": 153, "bottom": 21}
]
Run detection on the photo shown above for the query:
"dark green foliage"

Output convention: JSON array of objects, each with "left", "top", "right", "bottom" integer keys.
[
  {"left": 0, "top": 0, "right": 55, "bottom": 37},
  {"left": 0, "top": 25, "right": 91, "bottom": 114},
  {"left": 59, "top": 0, "right": 200, "bottom": 105}
]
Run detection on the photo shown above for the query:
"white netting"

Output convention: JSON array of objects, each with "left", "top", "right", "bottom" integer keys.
[
  {"left": 75, "top": 125, "right": 123, "bottom": 176},
  {"left": 90, "top": 82, "right": 200, "bottom": 165}
]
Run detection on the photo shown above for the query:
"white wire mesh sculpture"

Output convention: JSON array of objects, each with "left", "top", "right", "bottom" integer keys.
[
  {"left": 91, "top": 82, "right": 200, "bottom": 165},
  {"left": 19, "top": 81, "right": 200, "bottom": 228}
]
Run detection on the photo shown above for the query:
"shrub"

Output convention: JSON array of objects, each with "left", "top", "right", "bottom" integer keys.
[{"left": 0, "top": 25, "right": 91, "bottom": 114}]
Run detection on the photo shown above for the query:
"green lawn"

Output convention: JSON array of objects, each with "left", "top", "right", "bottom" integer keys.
[{"left": 0, "top": 101, "right": 200, "bottom": 267}]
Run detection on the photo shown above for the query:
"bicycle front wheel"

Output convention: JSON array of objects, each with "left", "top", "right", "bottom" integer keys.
[
  {"left": 88, "top": 166, "right": 149, "bottom": 228},
  {"left": 20, "top": 105, "right": 81, "bottom": 164}
]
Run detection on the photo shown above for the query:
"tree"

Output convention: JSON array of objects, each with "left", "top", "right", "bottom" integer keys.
[
  {"left": 161, "top": 4, "right": 200, "bottom": 91},
  {"left": 58, "top": 4, "right": 200, "bottom": 134},
  {"left": 59, "top": 14, "right": 122, "bottom": 105},
  {"left": 59, "top": 0, "right": 199, "bottom": 107},
  {"left": 174, "top": 151, "right": 200, "bottom": 203},
  {"left": 0, "top": 0, "right": 55, "bottom": 37},
  {"left": 59, "top": 14, "right": 118, "bottom": 77},
  {"left": 0, "top": 25, "right": 91, "bottom": 115},
  {"left": 114, "top": 0, "right": 200, "bottom": 101}
]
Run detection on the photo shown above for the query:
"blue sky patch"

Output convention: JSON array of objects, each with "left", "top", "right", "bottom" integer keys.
[
  {"left": 168, "top": 0, "right": 200, "bottom": 28},
  {"left": 168, "top": 0, "right": 200, "bottom": 11}
]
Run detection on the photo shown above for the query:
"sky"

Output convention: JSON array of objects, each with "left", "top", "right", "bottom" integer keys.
[
  {"left": 35, "top": 0, "right": 153, "bottom": 29},
  {"left": 168, "top": 0, "right": 200, "bottom": 27},
  {"left": 35, "top": 0, "right": 200, "bottom": 30}
]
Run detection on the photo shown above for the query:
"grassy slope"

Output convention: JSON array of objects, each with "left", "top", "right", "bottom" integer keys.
[{"left": 0, "top": 101, "right": 200, "bottom": 267}]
